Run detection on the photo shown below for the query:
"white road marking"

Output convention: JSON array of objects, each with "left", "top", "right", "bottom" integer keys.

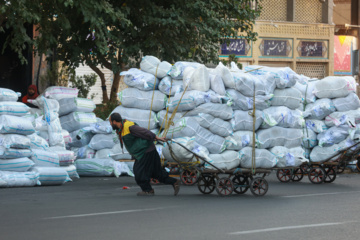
[
  {"left": 282, "top": 191, "right": 360, "bottom": 198},
  {"left": 45, "top": 207, "right": 171, "bottom": 220},
  {"left": 229, "top": 222, "right": 353, "bottom": 235}
]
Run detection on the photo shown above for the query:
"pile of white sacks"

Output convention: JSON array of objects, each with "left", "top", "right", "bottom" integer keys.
[
  {"left": 0, "top": 88, "right": 74, "bottom": 187},
  {"left": 111, "top": 55, "right": 360, "bottom": 170}
]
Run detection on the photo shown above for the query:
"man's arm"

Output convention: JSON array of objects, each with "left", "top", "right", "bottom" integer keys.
[{"left": 129, "top": 125, "right": 156, "bottom": 141}]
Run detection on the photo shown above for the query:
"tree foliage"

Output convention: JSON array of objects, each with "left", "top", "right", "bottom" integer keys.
[{"left": 1, "top": 0, "right": 261, "bottom": 102}]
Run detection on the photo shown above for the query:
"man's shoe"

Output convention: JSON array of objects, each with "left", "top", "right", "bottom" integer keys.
[
  {"left": 137, "top": 189, "right": 155, "bottom": 196},
  {"left": 173, "top": 180, "right": 180, "bottom": 196}
]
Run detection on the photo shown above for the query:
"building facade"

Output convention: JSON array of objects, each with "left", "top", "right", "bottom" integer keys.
[{"left": 220, "top": 0, "right": 335, "bottom": 79}]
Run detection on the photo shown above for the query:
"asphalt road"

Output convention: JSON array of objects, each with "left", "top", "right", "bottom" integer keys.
[{"left": 1, "top": 172, "right": 360, "bottom": 240}]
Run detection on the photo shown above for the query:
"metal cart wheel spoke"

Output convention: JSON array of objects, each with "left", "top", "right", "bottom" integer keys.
[
  {"left": 232, "top": 175, "right": 250, "bottom": 194},
  {"left": 308, "top": 167, "right": 325, "bottom": 184},
  {"left": 180, "top": 170, "right": 199, "bottom": 186},
  {"left": 276, "top": 169, "right": 292, "bottom": 183},
  {"left": 197, "top": 174, "right": 216, "bottom": 194},
  {"left": 250, "top": 177, "right": 268, "bottom": 196},
  {"left": 215, "top": 177, "right": 234, "bottom": 197},
  {"left": 324, "top": 167, "right": 337, "bottom": 183},
  {"left": 291, "top": 168, "right": 304, "bottom": 182}
]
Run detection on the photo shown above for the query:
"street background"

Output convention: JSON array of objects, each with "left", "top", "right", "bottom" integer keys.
[{"left": 2, "top": 173, "right": 360, "bottom": 240}]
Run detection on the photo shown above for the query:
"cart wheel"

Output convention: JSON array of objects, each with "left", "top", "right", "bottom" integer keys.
[
  {"left": 150, "top": 178, "right": 160, "bottom": 184},
  {"left": 250, "top": 177, "right": 268, "bottom": 196},
  {"left": 301, "top": 164, "right": 310, "bottom": 175},
  {"left": 197, "top": 174, "right": 216, "bottom": 194},
  {"left": 357, "top": 160, "right": 360, "bottom": 172},
  {"left": 232, "top": 175, "right": 249, "bottom": 194},
  {"left": 336, "top": 163, "right": 345, "bottom": 174},
  {"left": 215, "top": 177, "right": 234, "bottom": 196},
  {"left": 276, "top": 169, "right": 292, "bottom": 183},
  {"left": 291, "top": 168, "right": 304, "bottom": 182},
  {"left": 180, "top": 170, "right": 198, "bottom": 186},
  {"left": 169, "top": 165, "right": 179, "bottom": 174},
  {"left": 308, "top": 167, "right": 325, "bottom": 184},
  {"left": 324, "top": 167, "right": 337, "bottom": 183}
]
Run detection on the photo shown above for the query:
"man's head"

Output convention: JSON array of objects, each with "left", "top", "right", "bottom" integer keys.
[{"left": 109, "top": 113, "right": 123, "bottom": 131}]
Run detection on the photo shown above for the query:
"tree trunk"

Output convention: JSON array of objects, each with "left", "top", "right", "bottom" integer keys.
[
  {"left": 89, "top": 64, "right": 109, "bottom": 103},
  {"left": 110, "top": 71, "right": 121, "bottom": 102}
]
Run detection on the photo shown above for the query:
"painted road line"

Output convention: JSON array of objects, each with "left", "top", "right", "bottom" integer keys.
[
  {"left": 45, "top": 207, "right": 172, "bottom": 220},
  {"left": 282, "top": 191, "right": 360, "bottom": 198},
  {"left": 229, "top": 222, "right": 354, "bottom": 235}
]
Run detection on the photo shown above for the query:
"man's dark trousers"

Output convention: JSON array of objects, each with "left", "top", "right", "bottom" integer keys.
[{"left": 133, "top": 149, "right": 177, "bottom": 192}]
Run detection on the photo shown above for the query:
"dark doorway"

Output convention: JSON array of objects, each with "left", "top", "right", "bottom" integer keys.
[{"left": 0, "top": 24, "right": 33, "bottom": 99}]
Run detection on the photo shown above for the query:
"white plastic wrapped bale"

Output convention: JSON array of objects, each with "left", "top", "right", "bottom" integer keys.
[
  {"left": 106, "top": 144, "right": 132, "bottom": 160},
  {"left": 52, "top": 150, "right": 75, "bottom": 166},
  {"left": 205, "top": 151, "right": 240, "bottom": 170},
  {"left": 0, "top": 147, "right": 32, "bottom": 159},
  {"left": 43, "top": 86, "right": 79, "bottom": 100},
  {"left": 310, "top": 143, "right": 347, "bottom": 162},
  {"left": 183, "top": 65, "right": 210, "bottom": 92},
  {"left": 195, "top": 113, "right": 233, "bottom": 137},
  {"left": 226, "top": 89, "right": 272, "bottom": 111},
  {"left": 110, "top": 106, "right": 158, "bottom": 130},
  {"left": 31, "top": 167, "right": 71, "bottom": 186},
  {"left": 60, "top": 112, "right": 98, "bottom": 132},
  {"left": 225, "top": 131, "right": 254, "bottom": 151},
  {"left": 302, "top": 128, "right": 318, "bottom": 149},
  {"left": 304, "top": 98, "right": 336, "bottom": 120},
  {"left": 140, "top": 55, "right": 172, "bottom": 79},
  {"left": 68, "top": 130, "right": 94, "bottom": 148},
  {"left": 209, "top": 73, "right": 226, "bottom": 96},
  {"left": 305, "top": 119, "right": 328, "bottom": 134},
  {"left": 314, "top": 76, "right": 356, "bottom": 99},
  {"left": 271, "top": 88, "right": 302, "bottom": 110},
  {"left": 231, "top": 110, "right": 263, "bottom": 131},
  {"left": 169, "top": 61, "right": 201, "bottom": 80},
  {"left": 0, "top": 158, "right": 34, "bottom": 171},
  {"left": 121, "top": 68, "right": 159, "bottom": 91},
  {"left": 62, "top": 129, "right": 72, "bottom": 145},
  {"left": 0, "top": 88, "right": 20, "bottom": 102},
  {"left": 244, "top": 65, "right": 298, "bottom": 89},
  {"left": 0, "top": 134, "right": 31, "bottom": 149},
  {"left": 191, "top": 142, "right": 211, "bottom": 163},
  {"left": 194, "top": 126, "right": 226, "bottom": 154},
  {"left": 157, "top": 110, "right": 184, "bottom": 128},
  {"left": 256, "top": 127, "right": 303, "bottom": 149},
  {"left": 317, "top": 125, "right": 350, "bottom": 147},
  {"left": 166, "top": 90, "right": 206, "bottom": 112},
  {"left": 270, "top": 146, "right": 308, "bottom": 168},
  {"left": 239, "top": 147, "right": 277, "bottom": 168},
  {"left": 214, "top": 62, "right": 234, "bottom": 89},
  {"left": 187, "top": 103, "right": 233, "bottom": 120},
  {"left": 61, "top": 164, "right": 80, "bottom": 179},
  {"left": 233, "top": 72, "right": 276, "bottom": 97},
  {"left": 262, "top": 107, "right": 304, "bottom": 129},
  {"left": 58, "top": 97, "right": 96, "bottom": 116},
  {"left": 80, "top": 120, "right": 113, "bottom": 134},
  {"left": 42, "top": 97, "right": 65, "bottom": 147},
  {"left": 118, "top": 88, "right": 167, "bottom": 112},
  {"left": 31, "top": 149, "right": 59, "bottom": 167},
  {"left": 162, "top": 137, "right": 196, "bottom": 162},
  {"left": 0, "top": 171, "right": 40, "bottom": 188},
  {"left": 72, "top": 146, "right": 96, "bottom": 159},
  {"left": 26, "top": 134, "right": 49, "bottom": 150},
  {"left": 293, "top": 80, "right": 317, "bottom": 104},
  {"left": 88, "top": 132, "right": 119, "bottom": 151},
  {"left": 0, "top": 102, "right": 29, "bottom": 116},
  {"left": 333, "top": 93, "right": 360, "bottom": 112},
  {"left": 75, "top": 158, "right": 123, "bottom": 177},
  {"left": 0, "top": 115, "right": 35, "bottom": 135},
  {"left": 324, "top": 109, "right": 360, "bottom": 128},
  {"left": 158, "top": 76, "right": 184, "bottom": 96},
  {"left": 162, "top": 117, "right": 199, "bottom": 139}
]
